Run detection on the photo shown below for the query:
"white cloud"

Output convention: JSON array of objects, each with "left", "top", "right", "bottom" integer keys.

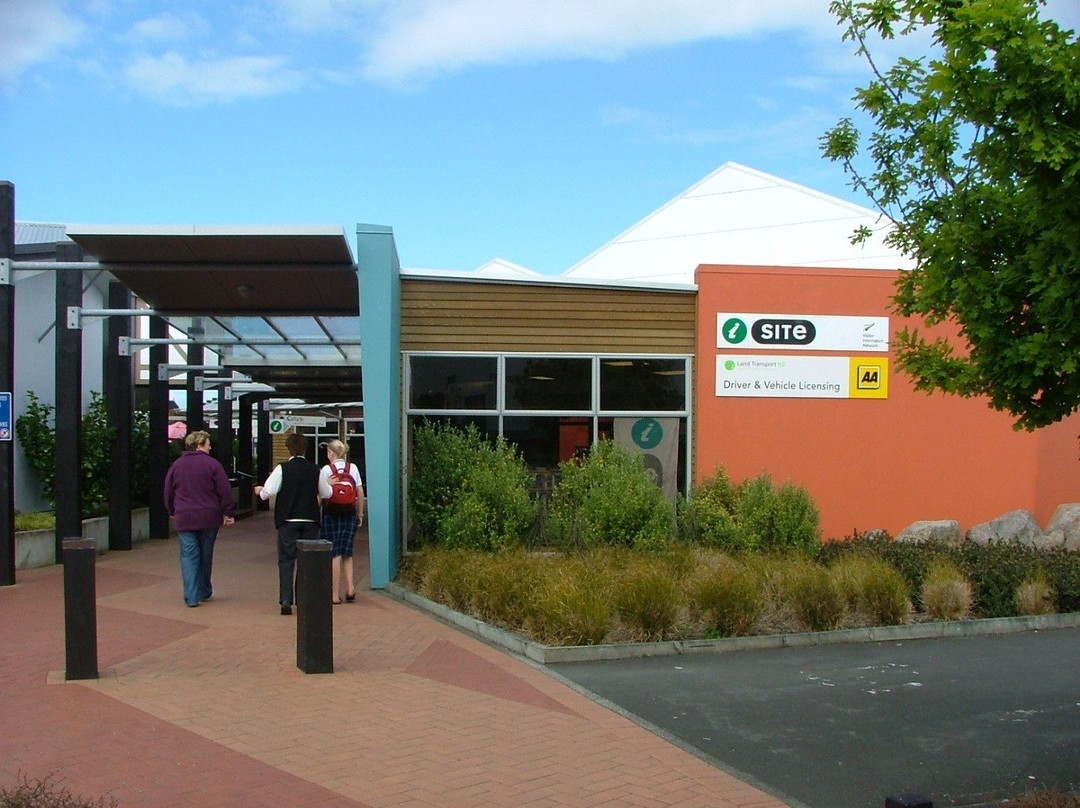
[
  {"left": 125, "top": 51, "right": 304, "bottom": 105},
  {"left": 0, "top": 0, "right": 85, "bottom": 85},
  {"left": 273, "top": 0, "right": 375, "bottom": 33},
  {"left": 360, "top": 0, "right": 831, "bottom": 84},
  {"left": 127, "top": 12, "right": 210, "bottom": 44}
]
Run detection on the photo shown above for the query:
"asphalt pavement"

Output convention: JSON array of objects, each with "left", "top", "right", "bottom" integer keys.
[{"left": 551, "top": 628, "right": 1080, "bottom": 808}]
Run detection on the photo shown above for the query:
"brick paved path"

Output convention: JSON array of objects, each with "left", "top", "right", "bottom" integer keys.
[{"left": 1, "top": 513, "right": 788, "bottom": 808}]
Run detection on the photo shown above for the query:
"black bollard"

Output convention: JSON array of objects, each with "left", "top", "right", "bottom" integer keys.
[
  {"left": 296, "top": 540, "right": 333, "bottom": 674},
  {"left": 62, "top": 538, "right": 98, "bottom": 680}
]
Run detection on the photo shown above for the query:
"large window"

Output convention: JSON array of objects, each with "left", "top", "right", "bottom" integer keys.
[
  {"left": 505, "top": 357, "right": 591, "bottom": 411},
  {"left": 405, "top": 353, "right": 692, "bottom": 505},
  {"left": 409, "top": 355, "right": 497, "bottom": 410},
  {"left": 599, "top": 357, "right": 687, "bottom": 411}
]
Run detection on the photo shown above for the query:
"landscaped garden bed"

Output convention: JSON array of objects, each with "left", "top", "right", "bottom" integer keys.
[{"left": 399, "top": 422, "right": 1080, "bottom": 653}]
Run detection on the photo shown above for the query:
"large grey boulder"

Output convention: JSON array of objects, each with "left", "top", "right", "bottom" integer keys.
[
  {"left": 966, "top": 509, "right": 1044, "bottom": 546},
  {"left": 1046, "top": 503, "right": 1080, "bottom": 551},
  {"left": 896, "top": 520, "right": 963, "bottom": 546}
]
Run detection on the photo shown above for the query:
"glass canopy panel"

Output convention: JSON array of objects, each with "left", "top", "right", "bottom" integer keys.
[
  {"left": 599, "top": 357, "right": 687, "bottom": 411},
  {"left": 321, "top": 316, "right": 361, "bottom": 340}
]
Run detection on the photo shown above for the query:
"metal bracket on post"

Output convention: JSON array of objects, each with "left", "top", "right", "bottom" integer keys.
[
  {"left": 0, "top": 258, "right": 10, "bottom": 285},
  {"left": 67, "top": 306, "right": 81, "bottom": 330},
  {"left": 117, "top": 336, "right": 131, "bottom": 356}
]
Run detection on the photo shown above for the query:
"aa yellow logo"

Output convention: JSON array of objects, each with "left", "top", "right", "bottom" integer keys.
[{"left": 849, "top": 358, "right": 888, "bottom": 399}]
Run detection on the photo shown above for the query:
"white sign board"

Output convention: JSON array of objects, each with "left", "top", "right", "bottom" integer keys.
[
  {"left": 717, "top": 312, "right": 889, "bottom": 352},
  {"left": 287, "top": 415, "right": 328, "bottom": 427},
  {"left": 716, "top": 355, "right": 889, "bottom": 399}
]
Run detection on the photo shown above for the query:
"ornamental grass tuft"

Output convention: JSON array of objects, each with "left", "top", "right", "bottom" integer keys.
[{"left": 920, "top": 560, "right": 973, "bottom": 621}]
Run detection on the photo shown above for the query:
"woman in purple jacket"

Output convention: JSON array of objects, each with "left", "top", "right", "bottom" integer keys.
[{"left": 164, "top": 431, "right": 236, "bottom": 607}]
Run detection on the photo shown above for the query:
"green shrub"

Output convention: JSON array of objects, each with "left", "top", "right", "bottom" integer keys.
[
  {"left": 682, "top": 467, "right": 740, "bottom": 548},
  {"left": 688, "top": 468, "right": 821, "bottom": 553},
  {"left": 0, "top": 773, "right": 117, "bottom": 808},
  {"left": 548, "top": 440, "right": 675, "bottom": 552},
  {"left": 527, "top": 561, "right": 612, "bottom": 646},
  {"left": 409, "top": 421, "right": 536, "bottom": 551},
  {"left": 613, "top": 562, "right": 682, "bottom": 641},
  {"left": 921, "top": 560, "right": 973, "bottom": 621},
  {"left": 956, "top": 542, "right": 1046, "bottom": 618},
  {"left": 772, "top": 482, "right": 822, "bottom": 553},
  {"left": 829, "top": 554, "right": 911, "bottom": 626},
  {"left": 1039, "top": 549, "right": 1080, "bottom": 613},
  {"left": 15, "top": 391, "right": 123, "bottom": 517},
  {"left": 687, "top": 559, "right": 764, "bottom": 637},
  {"left": 779, "top": 559, "right": 845, "bottom": 631},
  {"left": 733, "top": 473, "right": 775, "bottom": 551}
]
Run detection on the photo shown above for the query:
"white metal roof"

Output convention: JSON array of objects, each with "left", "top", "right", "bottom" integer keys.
[{"left": 562, "top": 162, "right": 913, "bottom": 285}]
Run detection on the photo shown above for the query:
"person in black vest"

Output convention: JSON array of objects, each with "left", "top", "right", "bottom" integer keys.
[{"left": 254, "top": 432, "right": 331, "bottom": 615}]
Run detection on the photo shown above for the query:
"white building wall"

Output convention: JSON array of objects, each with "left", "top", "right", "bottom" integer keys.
[{"left": 13, "top": 269, "right": 106, "bottom": 511}]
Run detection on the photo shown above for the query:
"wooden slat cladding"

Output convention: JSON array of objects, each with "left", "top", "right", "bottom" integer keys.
[{"left": 401, "top": 280, "right": 696, "bottom": 353}]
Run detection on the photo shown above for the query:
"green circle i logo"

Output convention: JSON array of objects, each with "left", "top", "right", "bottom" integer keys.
[
  {"left": 631, "top": 418, "right": 664, "bottom": 450},
  {"left": 722, "top": 317, "right": 748, "bottom": 344}
]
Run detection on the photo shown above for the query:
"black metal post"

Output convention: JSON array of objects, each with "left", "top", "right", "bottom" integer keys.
[
  {"left": 236, "top": 394, "right": 253, "bottom": 512},
  {"left": 62, "top": 537, "right": 98, "bottom": 680},
  {"left": 216, "top": 392, "right": 233, "bottom": 480},
  {"left": 256, "top": 399, "right": 271, "bottom": 512},
  {"left": 54, "top": 249, "right": 83, "bottom": 563},
  {"left": 186, "top": 341, "right": 204, "bottom": 431},
  {"left": 0, "top": 181, "right": 14, "bottom": 586},
  {"left": 106, "top": 282, "right": 133, "bottom": 551},
  {"left": 296, "top": 540, "right": 333, "bottom": 674},
  {"left": 148, "top": 316, "right": 169, "bottom": 539}
]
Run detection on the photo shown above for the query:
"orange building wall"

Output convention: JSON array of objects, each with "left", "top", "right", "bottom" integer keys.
[{"left": 695, "top": 265, "right": 1080, "bottom": 539}]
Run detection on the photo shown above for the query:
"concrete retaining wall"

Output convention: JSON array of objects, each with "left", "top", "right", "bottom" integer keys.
[{"left": 15, "top": 508, "right": 152, "bottom": 570}]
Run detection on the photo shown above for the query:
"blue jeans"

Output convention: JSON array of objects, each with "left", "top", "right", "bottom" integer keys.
[{"left": 178, "top": 528, "right": 219, "bottom": 606}]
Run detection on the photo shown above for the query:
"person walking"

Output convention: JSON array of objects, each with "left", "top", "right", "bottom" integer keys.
[
  {"left": 318, "top": 439, "right": 365, "bottom": 604},
  {"left": 163, "top": 430, "right": 236, "bottom": 608},
  {"left": 254, "top": 432, "right": 330, "bottom": 615}
]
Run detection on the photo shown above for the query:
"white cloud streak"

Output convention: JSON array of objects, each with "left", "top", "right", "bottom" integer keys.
[
  {"left": 125, "top": 52, "right": 304, "bottom": 105},
  {"left": 0, "top": 0, "right": 85, "bottom": 86},
  {"left": 359, "top": 0, "right": 831, "bottom": 84}
]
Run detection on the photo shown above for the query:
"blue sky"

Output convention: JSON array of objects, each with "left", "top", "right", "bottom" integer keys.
[{"left": 3, "top": 1, "right": 1078, "bottom": 276}]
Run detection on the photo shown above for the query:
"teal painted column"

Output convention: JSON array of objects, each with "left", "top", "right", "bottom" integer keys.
[{"left": 356, "top": 224, "right": 401, "bottom": 588}]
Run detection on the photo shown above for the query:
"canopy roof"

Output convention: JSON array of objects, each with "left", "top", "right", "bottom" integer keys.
[{"left": 64, "top": 225, "right": 362, "bottom": 404}]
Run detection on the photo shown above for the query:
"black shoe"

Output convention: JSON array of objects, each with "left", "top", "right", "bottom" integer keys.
[{"left": 280, "top": 604, "right": 292, "bottom": 615}]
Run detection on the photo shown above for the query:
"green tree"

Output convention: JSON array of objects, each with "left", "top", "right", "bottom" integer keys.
[
  {"left": 822, "top": 0, "right": 1080, "bottom": 430},
  {"left": 14, "top": 390, "right": 144, "bottom": 515}
]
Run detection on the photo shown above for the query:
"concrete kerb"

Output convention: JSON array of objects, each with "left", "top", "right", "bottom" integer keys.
[{"left": 383, "top": 582, "right": 1080, "bottom": 665}]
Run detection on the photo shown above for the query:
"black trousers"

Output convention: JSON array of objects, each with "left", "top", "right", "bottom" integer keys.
[{"left": 277, "top": 521, "right": 321, "bottom": 606}]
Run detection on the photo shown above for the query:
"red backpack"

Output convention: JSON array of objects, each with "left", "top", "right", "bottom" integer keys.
[{"left": 326, "top": 462, "right": 357, "bottom": 513}]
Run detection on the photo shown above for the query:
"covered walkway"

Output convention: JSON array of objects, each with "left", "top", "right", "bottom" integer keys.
[{"left": 0, "top": 513, "right": 787, "bottom": 808}]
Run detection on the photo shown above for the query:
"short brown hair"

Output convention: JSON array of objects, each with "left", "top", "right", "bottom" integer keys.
[{"left": 285, "top": 432, "right": 308, "bottom": 456}]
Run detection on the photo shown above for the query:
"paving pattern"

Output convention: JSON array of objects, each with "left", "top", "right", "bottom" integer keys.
[{"left": 1, "top": 513, "right": 789, "bottom": 808}]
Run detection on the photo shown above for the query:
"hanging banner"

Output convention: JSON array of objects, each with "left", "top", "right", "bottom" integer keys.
[
  {"left": 614, "top": 417, "right": 680, "bottom": 500},
  {"left": 717, "top": 312, "right": 889, "bottom": 352},
  {"left": 716, "top": 355, "right": 889, "bottom": 399}
]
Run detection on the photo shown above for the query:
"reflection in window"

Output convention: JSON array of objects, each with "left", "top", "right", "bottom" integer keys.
[
  {"left": 505, "top": 357, "right": 591, "bottom": 410},
  {"left": 599, "top": 358, "right": 686, "bottom": 411},
  {"left": 409, "top": 356, "right": 497, "bottom": 410}
]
